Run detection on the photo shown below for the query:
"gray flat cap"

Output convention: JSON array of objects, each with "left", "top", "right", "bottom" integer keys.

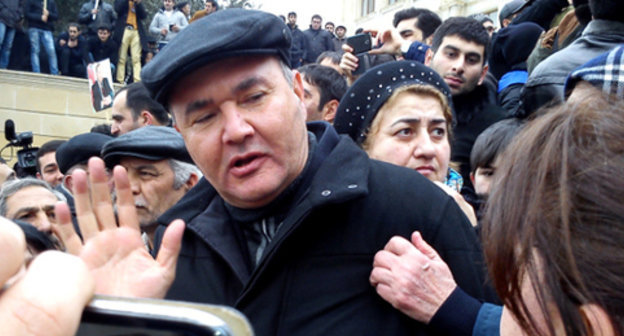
[
  {"left": 141, "top": 9, "right": 292, "bottom": 106},
  {"left": 101, "top": 126, "right": 193, "bottom": 168}
]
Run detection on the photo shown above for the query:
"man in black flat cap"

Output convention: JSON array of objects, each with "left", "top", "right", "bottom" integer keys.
[
  {"left": 57, "top": 9, "right": 496, "bottom": 336},
  {"left": 101, "top": 126, "right": 200, "bottom": 249}
]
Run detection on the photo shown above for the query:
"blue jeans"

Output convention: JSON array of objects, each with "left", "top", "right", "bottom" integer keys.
[
  {"left": 28, "top": 27, "right": 58, "bottom": 74},
  {"left": 0, "top": 22, "right": 16, "bottom": 69}
]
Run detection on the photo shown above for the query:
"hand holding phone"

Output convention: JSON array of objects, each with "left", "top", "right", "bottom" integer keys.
[{"left": 346, "top": 33, "right": 373, "bottom": 75}]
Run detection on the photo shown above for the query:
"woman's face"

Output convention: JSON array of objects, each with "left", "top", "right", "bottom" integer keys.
[{"left": 365, "top": 92, "right": 450, "bottom": 182}]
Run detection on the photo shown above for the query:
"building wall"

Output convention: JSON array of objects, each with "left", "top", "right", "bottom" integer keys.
[
  {"left": 342, "top": 0, "right": 503, "bottom": 34},
  {"left": 0, "top": 69, "right": 115, "bottom": 166}
]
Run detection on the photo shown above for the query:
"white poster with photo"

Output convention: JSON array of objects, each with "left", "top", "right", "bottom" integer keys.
[{"left": 88, "top": 59, "right": 115, "bottom": 112}]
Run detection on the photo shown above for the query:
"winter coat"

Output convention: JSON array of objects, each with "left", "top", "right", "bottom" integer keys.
[
  {"left": 113, "top": 0, "right": 148, "bottom": 50},
  {"left": 0, "top": 0, "right": 24, "bottom": 28},
  {"left": 78, "top": 0, "right": 116, "bottom": 36},
  {"left": 287, "top": 23, "right": 307, "bottom": 67},
  {"left": 522, "top": 20, "right": 624, "bottom": 116},
  {"left": 25, "top": 0, "right": 57, "bottom": 31},
  {"left": 302, "top": 27, "right": 334, "bottom": 63},
  {"left": 154, "top": 122, "right": 497, "bottom": 336}
]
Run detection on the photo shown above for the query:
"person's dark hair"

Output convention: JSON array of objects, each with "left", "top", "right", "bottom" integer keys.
[
  {"left": 470, "top": 118, "right": 524, "bottom": 171},
  {"left": 315, "top": 51, "right": 341, "bottom": 65},
  {"left": 90, "top": 123, "right": 113, "bottom": 136},
  {"left": 175, "top": 1, "right": 188, "bottom": 10},
  {"left": 354, "top": 27, "right": 364, "bottom": 34},
  {"left": 311, "top": 14, "right": 322, "bottom": 21},
  {"left": 325, "top": 21, "right": 334, "bottom": 27},
  {"left": 117, "top": 82, "right": 170, "bottom": 125},
  {"left": 572, "top": 0, "right": 591, "bottom": 26},
  {"left": 392, "top": 8, "right": 442, "bottom": 40},
  {"left": 431, "top": 17, "right": 490, "bottom": 65},
  {"left": 288, "top": 11, "right": 296, "bottom": 17},
  {"left": 15, "top": 220, "right": 61, "bottom": 253},
  {"left": 588, "top": 0, "right": 624, "bottom": 23},
  {"left": 67, "top": 22, "right": 80, "bottom": 30},
  {"left": 483, "top": 97, "right": 624, "bottom": 335},
  {"left": 35, "top": 140, "right": 65, "bottom": 174},
  {"left": 468, "top": 13, "right": 494, "bottom": 25},
  {"left": 298, "top": 64, "right": 347, "bottom": 111}
]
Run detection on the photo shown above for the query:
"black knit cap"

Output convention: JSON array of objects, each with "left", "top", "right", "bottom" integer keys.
[
  {"left": 141, "top": 9, "right": 292, "bottom": 106},
  {"left": 334, "top": 60, "right": 453, "bottom": 145},
  {"left": 101, "top": 126, "right": 193, "bottom": 169},
  {"left": 56, "top": 133, "right": 113, "bottom": 174}
]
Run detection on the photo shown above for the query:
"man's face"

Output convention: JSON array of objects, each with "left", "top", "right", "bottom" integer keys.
[
  {"left": 5, "top": 186, "right": 58, "bottom": 234},
  {"left": 426, "top": 35, "right": 488, "bottom": 96},
  {"left": 205, "top": 1, "right": 214, "bottom": 12},
  {"left": 111, "top": 90, "right": 140, "bottom": 136},
  {"left": 120, "top": 157, "right": 187, "bottom": 229},
  {"left": 0, "top": 162, "right": 15, "bottom": 184},
  {"left": 302, "top": 79, "right": 322, "bottom": 121},
  {"left": 472, "top": 166, "right": 494, "bottom": 196},
  {"left": 98, "top": 29, "right": 111, "bottom": 42},
  {"left": 163, "top": 0, "right": 174, "bottom": 11},
  {"left": 482, "top": 21, "right": 495, "bottom": 37},
  {"left": 169, "top": 56, "right": 309, "bottom": 209},
  {"left": 288, "top": 14, "right": 296, "bottom": 25},
  {"left": 311, "top": 17, "right": 322, "bottom": 30},
  {"left": 325, "top": 23, "right": 334, "bottom": 33},
  {"left": 396, "top": 17, "right": 424, "bottom": 42},
  {"left": 37, "top": 152, "right": 63, "bottom": 187},
  {"left": 335, "top": 27, "right": 346, "bottom": 38},
  {"left": 68, "top": 26, "right": 80, "bottom": 40}
]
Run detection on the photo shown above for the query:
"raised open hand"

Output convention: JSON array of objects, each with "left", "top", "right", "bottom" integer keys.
[{"left": 55, "top": 157, "right": 185, "bottom": 299}]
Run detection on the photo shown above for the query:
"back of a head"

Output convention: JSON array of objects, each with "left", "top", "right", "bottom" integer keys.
[
  {"left": 483, "top": 96, "right": 624, "bottom": 335},
  {"left": 470, "top": 118, "right": 524, "bottom": 172},
  {"left": 588, "top": 0, "right": 624, "bottom": 22},
  {"left": 431, "top": 17, "right": 490, "bottom": 62},
  {"left": 121, "top": 82, "right": 170, "bottom": 125},
  {"left": 315, "top": 51, "right": 341, "bottom": 65},
  {"left": 298, "top": 64, "right": 347, "bottom": 107},
  {"left": 393, "top": 7, "right": 442, "bottom": 40}
]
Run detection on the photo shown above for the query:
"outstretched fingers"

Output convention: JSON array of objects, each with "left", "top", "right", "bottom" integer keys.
[
  {"left": 112, "top": 165, "right": 140, "bottom": 231},
  {"left": 87, "top": 158, "right": 117, "bottom": 231},
  {"left": 71, "top": 168, "right": 101, "bottom": 240},
  {"left": 54, "top": 202, "right": 83, "bottom": 255}
]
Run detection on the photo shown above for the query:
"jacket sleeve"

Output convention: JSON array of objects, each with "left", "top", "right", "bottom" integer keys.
[
  {"left": 47, "top": 0, "right": 58, "bottom": 22},
  {"left": 77, "top": 2, "right": 92, "bottom": 24},
  {"left": 511, "top": 0, "right": 569, "bottom": 31},
  {"left": 114, "top": 0, "right": 128, "bottom": 14},
  {"left": 135, "top": 1, "right": 147, "bottom": 20},
  {"left": 149, "top": 13, "right": 162, "bottom": 35},
  {"left": 177, "top": 11, "right": 188, "bottom": 29}
]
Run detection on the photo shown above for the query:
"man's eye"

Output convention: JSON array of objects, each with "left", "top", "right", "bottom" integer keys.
[{"left": 243, "top": 92, "right": 265, "bottom": 104}]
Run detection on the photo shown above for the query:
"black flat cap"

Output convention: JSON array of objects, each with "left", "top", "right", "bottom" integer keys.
[
  {"left": 334, "top": 60, "right": 453, "bottom": 145},
  {"left": 56, "top": 133, "right": 113, "bottom": 174},
  {"left": 101, "top": 126, "right": 193, "bottom": 168},
  {"left": 499, "top": 0, "right": 527, "bottom": 25},
  {"left": 141, "top": 9, "right": 292, "bottom": 106}
]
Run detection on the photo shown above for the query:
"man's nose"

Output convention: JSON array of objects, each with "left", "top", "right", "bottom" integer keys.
[
  {"left": 221, "top": 105, "right": 254, "bottom": 144},
  {"left": 35, "top": 211, "right": 52, "bottom": 233}
]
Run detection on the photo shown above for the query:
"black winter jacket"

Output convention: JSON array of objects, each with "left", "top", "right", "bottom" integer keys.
[
  {"left": 155, "top": 122, "right": 497, "bottom": 336},
  {"left": 302, "top": 27, "right": 334, "bottom": 63},
  {"left": 113, "top": 0, "right": 147, "bottom": 50},
  {"left": 0, "top": 0, "right": 24, "bottom": 28},
  {"left": 25, "top": 0, "right": 57, "bottom": 31}
]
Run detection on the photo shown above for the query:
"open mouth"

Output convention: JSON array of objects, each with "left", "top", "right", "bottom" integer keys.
[
  {"left": 229, "top": 152, "right": 266, "bottom": 177},
  {"left": 233, "top": 154, "right": 259, "bottom": 168}
]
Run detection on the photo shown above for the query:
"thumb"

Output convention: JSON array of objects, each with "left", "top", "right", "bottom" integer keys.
[
  {"left": 411, "top": 231, "right": 441, "bottom": 261},
  {"left": 156, "top": 219, "right": 185, "bottom": 273}
]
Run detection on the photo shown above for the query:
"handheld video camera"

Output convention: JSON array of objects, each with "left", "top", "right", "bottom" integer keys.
[{"left": 3, "top": 119, "right": 39, "bottom": 176}]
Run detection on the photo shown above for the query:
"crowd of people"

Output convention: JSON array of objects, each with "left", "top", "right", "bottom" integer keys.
[{"left": 1, "top": 0, "right": 624, "bottom": 335}]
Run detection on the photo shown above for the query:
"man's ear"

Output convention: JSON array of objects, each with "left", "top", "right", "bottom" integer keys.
[
  {"left": 64, "top": 175, "right": 73, "bottom": 193},
  {"left": 321, "top": 99, "right": 339, "bottom": 124},
  {"left": 580, "top": 304, "right": 616, "bottom": 336},
  {"left": 424, "top": 48, "right": 434, "bottom": 66},
  {"left": 292, "top": 70, "right": 305, "bottom": 101},
  {"left": 36, "top": 172, "right": 42, "bottom": 179},
  {"left": 478, "top": 63, "right": 489, "bottom": 86},
  {"left": 139, "top": 110, "right": 155, "bottom": 126},
  {"left": 184, "top": 172, "right": 199, "bottom": 191}
]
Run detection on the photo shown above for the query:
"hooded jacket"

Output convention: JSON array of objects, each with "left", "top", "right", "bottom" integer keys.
[{"left": 154, "top": 122, "right": 497, "bottom": 336}]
